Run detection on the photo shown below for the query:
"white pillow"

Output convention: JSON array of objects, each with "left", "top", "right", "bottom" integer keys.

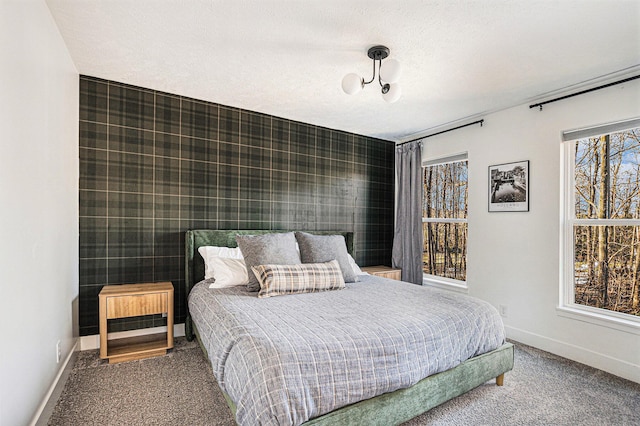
[
  {"left": 206, "top": 257, "right": 249, "bottom": 288},
  {"left": 347, "top": 254, "right": 364, "bottom": 275},
  {"left": 198, "top": 246, "right": 243, "bottom": 261},
  {"left": 198, "top": 246, "right": 246, "bottom": 279}
]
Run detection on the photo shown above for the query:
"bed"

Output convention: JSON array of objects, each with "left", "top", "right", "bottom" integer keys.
[{"left": 185, "top": 229, "right": 514, "bottom": 425}]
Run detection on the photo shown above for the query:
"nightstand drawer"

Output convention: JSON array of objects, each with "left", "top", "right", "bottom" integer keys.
[
  {"left": 361, "top": 266, "right": 402, "bottom": 281},
  {"left": 106, "top": 292, "right": 168, "bottom": 319}
]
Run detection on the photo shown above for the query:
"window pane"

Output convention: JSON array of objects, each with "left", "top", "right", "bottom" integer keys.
[
  {"left": 575, "top": 128, "right": 640, "bottom": 219},
  {"left": 573, "top": 225, "right": 640, "bottom": 316},
  {"left": 423, "top": 222, "right": 467, "bottom": 281},
  {"left": 609, "top": 129, "right": 640, "bottom": 219},
  {"left": 423, "top": 161, "right": 467, "bottom": 219},
  {"left": 575, "top": 137, "right": 605, "bottom": 219}
]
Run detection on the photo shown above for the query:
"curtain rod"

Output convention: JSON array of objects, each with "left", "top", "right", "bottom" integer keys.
[
  {"left": 396, "top": 119, "right": 484, "bottom": 146},
  {"left": 530, "top": 74, "right": 640, "bottom": 111}
]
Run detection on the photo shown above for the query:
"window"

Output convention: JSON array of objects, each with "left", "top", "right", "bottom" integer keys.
[
  {"left": 562, "top": 119, "right": 640, "bottom": 327},
  {"left": 422, "top": 154, "right": 468, "bottom": 285}
]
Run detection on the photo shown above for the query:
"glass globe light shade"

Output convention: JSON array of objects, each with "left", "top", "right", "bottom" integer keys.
[
  {"left": 379, "top": 59, "right": 401, "bottom": 84},
  {"left": 382, "top": 83, "right": 401, "bottom": 103},
  {"left": 341, "top": 73, "right": 363, "bottom": 95}
]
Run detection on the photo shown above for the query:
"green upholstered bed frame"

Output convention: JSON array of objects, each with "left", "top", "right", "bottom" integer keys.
[{"left": 184, "top": 229, "right": 514, "bottom": 425}]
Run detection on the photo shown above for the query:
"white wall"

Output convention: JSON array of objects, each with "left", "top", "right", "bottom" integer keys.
[
  {"left": 0, "top": 1, "right": 79, "bottom": 424},
  {"left": 422, "top": 78, "right": 640, "bottom": 383}
]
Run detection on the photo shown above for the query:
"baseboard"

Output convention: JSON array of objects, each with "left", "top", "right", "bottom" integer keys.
[
  {"left": 505, "top": 325, "right": 639, "bottom": 384},
  {"left": 80, "top": 323, "right": 186, "bottom": 351},
  {"left": 30, "top": 339, "right": 78, "bottom": 426}
]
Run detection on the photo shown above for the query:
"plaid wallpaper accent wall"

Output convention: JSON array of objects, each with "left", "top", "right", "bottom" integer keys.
[{"left": 78, "top": 75, "right": 395, "bottom": 336}]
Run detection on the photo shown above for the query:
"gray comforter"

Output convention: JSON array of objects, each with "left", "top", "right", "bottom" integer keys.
[{"left": 188, "top": 275, "right": 505, "bottom": 426}]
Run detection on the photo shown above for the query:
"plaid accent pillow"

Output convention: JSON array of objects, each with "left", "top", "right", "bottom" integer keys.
[{"left": 252, "top": 260, "right": 346, "bottom": 298}]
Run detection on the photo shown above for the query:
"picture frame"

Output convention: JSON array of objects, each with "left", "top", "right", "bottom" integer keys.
[{"left": 488, "top": 160, "right": 529, "bottom": 212}]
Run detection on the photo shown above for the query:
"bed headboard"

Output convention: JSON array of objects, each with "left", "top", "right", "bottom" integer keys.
[{"left": 184, "top": 229, "right": 354, "bottom": 340}]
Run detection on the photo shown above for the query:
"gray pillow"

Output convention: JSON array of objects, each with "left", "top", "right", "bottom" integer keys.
[
  {"left": 236, "top": 232, "right": 301, "bottom": 292},
  {"left": 295, "top": 232, "right": 358, "bottom": 283}
]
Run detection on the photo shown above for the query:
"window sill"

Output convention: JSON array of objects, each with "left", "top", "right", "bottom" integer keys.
[
  {"left": 556, "top": 305, "right": 640, "bottom": 336},
  {"left": 422, "top": 275, "right": 468, "bottom": 294}
]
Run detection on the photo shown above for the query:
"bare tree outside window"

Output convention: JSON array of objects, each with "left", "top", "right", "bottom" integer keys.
[
  {"left": 573, "top": 127, "right": 640, "bottom": 317},
  {"left": 423, "top": 160, "right": 468, "bottom": 281}
]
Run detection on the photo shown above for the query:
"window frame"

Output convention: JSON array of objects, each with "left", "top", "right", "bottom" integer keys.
[
  {"left": 422, "top": 153, "right": 469, "bottom": 293},
  {"left": 560, "top": 121, "right": 640, "bottom": 335}
]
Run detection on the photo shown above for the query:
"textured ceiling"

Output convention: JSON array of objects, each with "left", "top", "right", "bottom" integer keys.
[{"left": 46, "top": 0, "right": 640, "bottom": 142}]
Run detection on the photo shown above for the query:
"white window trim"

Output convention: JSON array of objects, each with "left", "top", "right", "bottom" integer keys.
[
  {"left": 422, "top": 153, "right": 468, "bottom": 290},
  {"left": 422, "top": 217, "right": 467, "bottom": 224},
  {"left": 422, "top": 273, "right": 469, "bottom": 293},
  {"left": 560, "top": 135, "right": 640, "bottom": 334}
]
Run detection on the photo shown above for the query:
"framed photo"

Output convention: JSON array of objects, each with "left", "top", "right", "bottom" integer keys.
[{"left": 488, "top": 160, "right": 529, "bottom": 212}]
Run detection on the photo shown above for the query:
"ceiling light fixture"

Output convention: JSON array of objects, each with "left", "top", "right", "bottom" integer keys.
[{"left": 341, "top": 45, "right": 402, "bottom": 103}]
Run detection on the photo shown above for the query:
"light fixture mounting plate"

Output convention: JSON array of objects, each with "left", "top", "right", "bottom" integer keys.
[{"left": 367, "top": 45, "right": 390, "bottom": 60}]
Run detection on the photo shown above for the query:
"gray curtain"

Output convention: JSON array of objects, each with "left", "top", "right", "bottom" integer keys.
[{"left": 391, "top": 141, "right": 423, "bottom": 284}]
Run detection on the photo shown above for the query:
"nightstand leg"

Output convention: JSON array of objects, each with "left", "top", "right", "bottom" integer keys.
[
  {"left": 99, "top": 293, "right": 108, "bottom": 359},
  {"left": 167, "top": 288, "right": 174, "bottom": 349}
]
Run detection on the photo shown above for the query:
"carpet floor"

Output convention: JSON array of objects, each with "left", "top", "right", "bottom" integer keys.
[{"left": 48, "top": 339, "right": 640, "bottom": 425}]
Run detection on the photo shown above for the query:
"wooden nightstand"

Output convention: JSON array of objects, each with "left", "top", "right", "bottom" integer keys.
[
  {"left": 99, "top": 282, "right": 174, "bottom": 364},
  {"left": 361, "top": 266, "right": 402, "bottom": 281}
]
